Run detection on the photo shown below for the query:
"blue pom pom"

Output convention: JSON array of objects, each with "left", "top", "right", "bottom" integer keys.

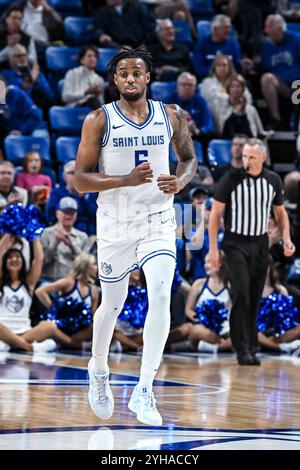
[
  {"left": 194, "top": 299, "right": 229, "bottom": 335},
  {"left": 42, "top": 297, "right": 93, "bottom": 335},
  {"left": 118, "top": 285, "right": 148, "bottom": 329},
  {"left": 257, "top": 293, "right": 299, "bottom": 336},
  {"left": 0, "top": 203, "right": 45, "bottom": 242}
]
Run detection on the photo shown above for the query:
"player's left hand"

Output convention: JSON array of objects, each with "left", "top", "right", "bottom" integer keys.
[
  {"left": 157, "top": 174, "right": 182, "bottom": 194},
  {"left": 283, "top": 239, "right": 296, "bottom": 257}
]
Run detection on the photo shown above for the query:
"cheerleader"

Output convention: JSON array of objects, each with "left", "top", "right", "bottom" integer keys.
[
  {"left": 186, "top": 251, "right": 232, "bottom": 353},
  {"left": 258, "top": 257, "right": 300, "bottom": 353},
  {"left": 35, "top": 253, "right": 99, "bottom": 349},
  {"left": 0, "top": 236, "right": 58, "bottom": 352}
]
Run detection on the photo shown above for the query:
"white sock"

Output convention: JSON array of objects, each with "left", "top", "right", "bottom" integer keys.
[
  {"left": 279, "top": 340, "right": 300, "bottom": 353},
  {"left": 137, "top": 255, "right": 176, "bottom": 392},
  {"left": 92, "top": 276, "right": 129, "bottom": 374},
  {"left": 197, "top": 340, "right": 218, "bottom": 353}
]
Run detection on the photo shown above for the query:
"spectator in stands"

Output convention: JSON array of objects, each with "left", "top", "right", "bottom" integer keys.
[
  {"left": 284, "top": 170, "right": 300, "bottom": 204},
  {"left": 149, "top": 19, "right": 193, "bottom": 81},
  {"left": 62, "top": 46, "right": 104, "bottom": 110},
  {"left": 15, "top": 151, "right": 52, "bottom": 205},
  {"left": 193, "top": 14, "right": 252, "bottom": 79},
  {"left": 166, "top": 72, "right": 215, "bottom": 144},
  {"left": 211, "top": 75, "right": 267, "bottom": 138},
  {"left": 1, "top": 81, "right": 49, "bottom": 141},
  {"left": 0, "top": 236, "right": 59, "bottom": 352},
  {"left": 200, "top": 54, "right": 252, "bottom": 111},
  {"left": 0, "top": 160, "right": 28, "bottom": 209},
  {"left": 46, "top": 160, "right": 97, "bottom": 236},
  {"left": 260, "top": 14, "right": 300, "bottom": 129},
  {"left": 153, "top": 0, "right": 196, "bottom": 38},
  {"left": 239, "top": 0, "right": 276, "bottom": 59},
  {"left": 94, "top": 0, "right": 156, "bottom": 48},
  {"left": 0, "top": 5, "right": 37, "bottom": 67},
  {"left": 1, "top": 44, "right": 54, "bottom": 110},
  {"left": 212, "top": 134, "right": 247, "bottom": 182},
  {"left": 35, "top": 253, "right": 99, "bottom": 349},
  {"left": 12, "top": 0, "right": 64, "bottom": 45},
  {"left": 276, "top": 0, "right": 300, "bottom": 21},
  {"left": 41, "top": 197, "right": 90, "bottom": 283}
]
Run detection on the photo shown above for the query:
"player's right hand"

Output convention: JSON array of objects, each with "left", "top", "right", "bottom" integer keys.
[{"left": 126, "top": 162, "right": 153, "bottom": 186}]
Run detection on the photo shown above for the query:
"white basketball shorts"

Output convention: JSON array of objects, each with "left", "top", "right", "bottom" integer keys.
[{"left": 96, "top": 208, "right": 177, "bottom": 283}]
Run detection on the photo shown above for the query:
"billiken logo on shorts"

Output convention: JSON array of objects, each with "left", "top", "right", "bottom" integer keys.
[{"left": 101, "top": 262, "right": 112, "bottom": 275}]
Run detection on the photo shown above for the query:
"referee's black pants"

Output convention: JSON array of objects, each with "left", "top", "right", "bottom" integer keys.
[{"left": 222, "top": 232, "right": 269, "bottom": 356}]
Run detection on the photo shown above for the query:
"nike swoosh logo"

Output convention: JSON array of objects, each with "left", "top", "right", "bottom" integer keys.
[
  {"left": 161, "top": 219, "right": 169, "bottom": 224},
  {"left": 112, "top": 124, "right": 125, "bottom": 129}
]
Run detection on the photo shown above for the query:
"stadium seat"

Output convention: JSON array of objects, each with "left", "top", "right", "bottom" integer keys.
[
  {"left": 46, "top": 46, "right": 79, "bottom": 73},
  {"left": 96, "top": 48, "right": 119, "bottom": 75},
  {"left": 173, "top": 20, "right": 193, "bottom": 46},
  {"left": 196, "top": 20, "right": 211, "bottom": 39},
  {"left": 187, "top": 0, "right": 214, "bottom": 19},
  {"left": 194, "top": 140, "right": 204, "bottom": 165},
  {"left": 207, "top": 139, "right": 232, "bottom": 167},
  {"left": 55, "top": 136, "right": 81, "bottom": 164},
  {"left": 58, "top": 79, "right": 65, "bottom": 98},
  {"left": 4, "top": 135, "right": 51, "bottom": 167},
  {"left": 0, "top": 0, "right": 13, "bottom": 13},
  {"left": 150, "top": 81, "right": 177, "bottom": 101},
  {"left": 286, "top": 23, "right": 300, "bottom": 35},
  {"left": 169, "top": 140, "right": 204, "bottom": 165},
  {"left": 49, "top": 107, "right": 90, "bottom": 136},
  {"left": 64, "top": 17, "right": 95, "bottom": 45},
  {"left": 48, "top": 0, "right": 82, "bottom": 15},
  {"left": 287, "top": 258, "right": 300, "bottom": 282}
]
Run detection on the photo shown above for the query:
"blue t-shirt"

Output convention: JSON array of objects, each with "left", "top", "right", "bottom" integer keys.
[
  {"left": 166, "top": 91, "right": 214, "bottom": 134},
  {"left": 261, "top": 31, "right": 300, "bottom": 84},
  {"left": 1, "top": 69, "right": 54, "bottom": 102},
  {"left": 4, "top": 85, "right": 43, "bottom": 135},
  {"left": 193, "top": 35, "right": 242, "bottom": 78}
]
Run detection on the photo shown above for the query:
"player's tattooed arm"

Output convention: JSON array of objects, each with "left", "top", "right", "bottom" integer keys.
[
  {"left": 157, "top": 104, "right": 197, "bottom": 195},
  {"left": 75, "top": 108, "right": 153, "bottom": 193}
]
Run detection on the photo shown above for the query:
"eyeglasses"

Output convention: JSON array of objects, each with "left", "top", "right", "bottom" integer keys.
[
  {"left": 13, "top": 53, "right": 27, "bottom": 58},
  {"left": 178, "top": 83, "right": 195, "bottom": 87}
]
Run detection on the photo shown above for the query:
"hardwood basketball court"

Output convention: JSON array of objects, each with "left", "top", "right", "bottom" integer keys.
[{"left": 1, "top": 350, "right": 300, "bottom": 450}]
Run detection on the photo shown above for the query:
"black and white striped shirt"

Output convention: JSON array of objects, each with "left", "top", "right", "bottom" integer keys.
[{"left": 213, "top": 168, "right": 284, "bottom": 237}]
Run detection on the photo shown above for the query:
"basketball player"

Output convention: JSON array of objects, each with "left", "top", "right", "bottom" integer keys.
[{"left": 75, "top": 46, "right": 197, "bottom": 425}]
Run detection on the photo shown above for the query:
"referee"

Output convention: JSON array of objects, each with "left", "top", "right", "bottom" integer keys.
[{"left": 208, "top": 138, "right": 295, "bottom": 365}]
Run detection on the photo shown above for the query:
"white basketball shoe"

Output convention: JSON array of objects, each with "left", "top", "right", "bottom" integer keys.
[
  {"left": 88, "top": 358, "right": 114, "bottom": 420},
  {"left": 128, "top": 385, "right": 162, "bottom": 426}
]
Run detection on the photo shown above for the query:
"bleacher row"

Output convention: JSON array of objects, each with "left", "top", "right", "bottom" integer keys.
[
  {"left": 0, "top": 0, "right": 216, "bottom": 19},
  {"left": 3, "top": 130, "right": 232, "bottom": 176}
]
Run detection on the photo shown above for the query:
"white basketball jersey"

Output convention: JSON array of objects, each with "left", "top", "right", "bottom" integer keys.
[
  {"left": 0, "top": 284, "right": 32, "bottom": 334},
  {"left": 98, "top": 99, "right": 174, "bottom": 221}
]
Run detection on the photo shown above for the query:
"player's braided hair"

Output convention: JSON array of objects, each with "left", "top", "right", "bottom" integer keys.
[{"left": 107, "top": 45, "right": 153, "bottom": 74}]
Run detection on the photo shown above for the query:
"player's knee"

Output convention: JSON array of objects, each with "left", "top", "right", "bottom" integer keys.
[{"left": 95, "top": 301, "right": 125, "bottom": 317}]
